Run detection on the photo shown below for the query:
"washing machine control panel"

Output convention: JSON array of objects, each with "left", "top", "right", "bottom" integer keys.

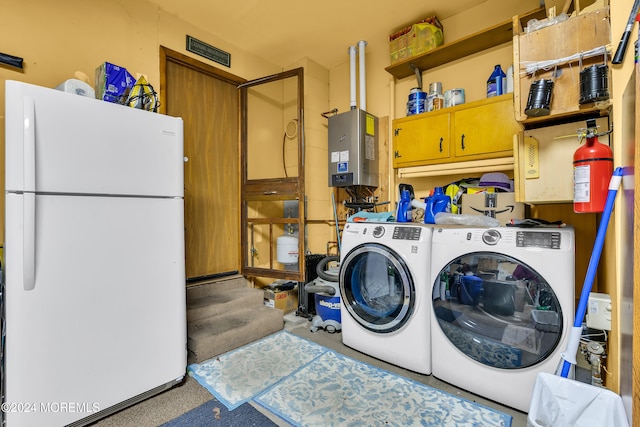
[
  {"left": 372, "top": 225, "right": 385, "bottom": 238},
  {"left": 481, "top": 229, "right": 501, "bottom": 245},
  {"left": 392, "top": 226, "right": 422, "bottom": 240}
]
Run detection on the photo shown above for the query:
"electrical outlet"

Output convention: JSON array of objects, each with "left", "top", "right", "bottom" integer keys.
[{"left": 586, "top": 292, "right": 612, "bottom": 331}]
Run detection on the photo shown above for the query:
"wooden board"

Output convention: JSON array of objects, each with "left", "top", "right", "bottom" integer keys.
[{"left": 513, "top": 8, "right": 611, "bottom": 123}]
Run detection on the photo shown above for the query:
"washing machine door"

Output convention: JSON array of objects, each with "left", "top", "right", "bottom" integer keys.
[
  {"left": 340, "top": 243, "right": 415, "bottom": 333},
  {"left": 433, "top": 251, "right": 563, "bottom": 370}
]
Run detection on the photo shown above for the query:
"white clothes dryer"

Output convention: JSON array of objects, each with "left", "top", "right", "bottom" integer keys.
[
  {"left": 429, "top": 226, "right": 575, "bottom": 412},
  {"left": 339, "top": 222, "right": 433, "bottom": 375}
]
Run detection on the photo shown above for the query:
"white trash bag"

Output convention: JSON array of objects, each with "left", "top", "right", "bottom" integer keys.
[{"left": 528, "top": 372, "right": 629, "bottom": 427}]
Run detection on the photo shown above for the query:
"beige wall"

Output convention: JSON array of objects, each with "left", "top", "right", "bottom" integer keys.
[{"left": 0, "top": 0, "right": 282, "bottom": 244}]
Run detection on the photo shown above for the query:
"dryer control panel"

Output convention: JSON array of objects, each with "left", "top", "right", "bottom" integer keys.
[{"left": 516, "top": 230, "right": 561, "bottom": 249}]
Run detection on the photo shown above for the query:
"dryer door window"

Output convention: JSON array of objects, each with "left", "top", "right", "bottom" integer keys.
[
  {"left": 340, "top": 243, "right": 415, "bottom": 333},
  {"left": 433, "top": 251, "right": 562, "bottom": 370}
]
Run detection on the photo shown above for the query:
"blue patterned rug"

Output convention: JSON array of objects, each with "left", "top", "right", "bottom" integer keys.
[
  {"left": 190, "top": 331, "right": 512, "bottom": 427},
  {"left": 188, "top": 331, "right": 327, "bottom": 409},
  {"left": 255, "top": 350, "right": 512, "bottom": 427}
]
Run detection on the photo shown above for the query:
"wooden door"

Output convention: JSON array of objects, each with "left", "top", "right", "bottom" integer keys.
[
  {"left": 452, "top": 96, "right": 518, "bottom": 159},
  {"left": 392, "top": 113, "right": 450, "bottom": 168},
  {"left": 160, "top": 47, "right": 245, "bottom": 281}
]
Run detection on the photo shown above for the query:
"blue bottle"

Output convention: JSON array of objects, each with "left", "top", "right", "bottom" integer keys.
[
  {"left": 424, "top": 187, "right": 450, "bottom": 224},
  {"left": 396, "top": 189, "right": 412, "bottom": 222},
  {"left": 487, "top": 64, "right": 506, "bottom": 98}
]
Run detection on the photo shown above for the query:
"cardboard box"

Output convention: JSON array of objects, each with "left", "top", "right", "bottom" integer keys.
[
  {"left": 389, "top": 16, "right": 443, "bottom": 65},
  {"left": 461, "top": 192, "right": 525, "bottom": 226},
  {"left": 95, "top": 62, "right": 135, "bottom": 104},
  {"left": 263, "top": 287, "right": 298, "bottom": 313}
]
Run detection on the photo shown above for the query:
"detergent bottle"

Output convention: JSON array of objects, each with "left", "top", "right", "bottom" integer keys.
[
  {"left": 396, "top": 189, "right": 412, "bottom": 222},
  {"left": 424, "top": 187, "right": 450, "bottom": 224}
]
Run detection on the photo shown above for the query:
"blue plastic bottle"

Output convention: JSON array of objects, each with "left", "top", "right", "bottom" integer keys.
[
  {"left": 424, "top": 187, "right": 450, "bottom": 224},
  {"left": 487, "top": 64, "right": 506, "bottom": 97},
  {"left": 396, "top": 189, "right": 412, "bottom": 222}
]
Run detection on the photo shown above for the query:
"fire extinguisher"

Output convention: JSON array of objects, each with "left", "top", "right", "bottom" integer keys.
[{"left": 573, "top": 119, "right": 613, "bottom": 213}]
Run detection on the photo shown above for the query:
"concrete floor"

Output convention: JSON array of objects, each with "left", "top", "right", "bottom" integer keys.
[{"left": 93, "top": 311, "right": 529, "bottom": 426}]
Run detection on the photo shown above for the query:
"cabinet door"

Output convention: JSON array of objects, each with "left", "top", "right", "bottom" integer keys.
[
  {"left": 393, "top": 113, "right": 450, "bottom": 167},
  {"left": 452, "top": 96, "right": 518, "bottom": 160}
]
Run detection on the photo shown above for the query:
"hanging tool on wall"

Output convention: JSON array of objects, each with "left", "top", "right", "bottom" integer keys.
[
  {"left": 612, "top": 0, "right": 640, "bottom": 64},
  {"left": 0, "top": 52, "right": 23, "bottom": 70}
]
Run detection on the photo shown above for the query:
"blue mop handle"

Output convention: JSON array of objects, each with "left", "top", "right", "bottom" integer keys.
[{"left": 560, "top": 167, "right": 624, "bottom": 378}]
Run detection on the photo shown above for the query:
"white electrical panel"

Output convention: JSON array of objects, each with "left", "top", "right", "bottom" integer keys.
[{"left": 586, "top": 292, "right": 612, "bottom": 331}]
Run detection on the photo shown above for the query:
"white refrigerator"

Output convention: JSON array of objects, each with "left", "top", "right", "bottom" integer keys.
[{"left": 2, "top": 80, "right": 187, "bottom": 426}]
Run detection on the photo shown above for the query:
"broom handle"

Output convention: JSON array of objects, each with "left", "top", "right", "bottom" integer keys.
[{"left": 560, "top": 167, "right": 623, "bottom": 378}]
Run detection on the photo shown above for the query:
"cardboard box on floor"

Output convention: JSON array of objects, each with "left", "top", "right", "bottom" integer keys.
[
  {"left": 461, "top": 192, "right": 525, "bottom": 226},
  {"left": 264, "top": 287, "right": 298, "bottom": 314}
]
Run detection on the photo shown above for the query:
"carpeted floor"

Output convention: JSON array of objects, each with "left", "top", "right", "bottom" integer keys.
[
  {"left": 93, "top": 314, "right": 528, "bottom": 427},
  {"left": 160, "top": 401, "right": 277, "bottom": 427},
  {"left": 185, "top": 330, "right": 512, "bottom": 426}
]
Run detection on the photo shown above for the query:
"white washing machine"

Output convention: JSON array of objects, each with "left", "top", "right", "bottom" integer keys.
[
  {"left": 339, "top": 222, "right": 433, "bottom": 375},
  {"left": 430, "top": 226, "right": 575, "bottom": 412}
]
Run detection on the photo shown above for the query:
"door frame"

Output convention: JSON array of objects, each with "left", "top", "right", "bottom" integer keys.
[{"left": 159, "top": 46, "right": 246, "bottom": 280}]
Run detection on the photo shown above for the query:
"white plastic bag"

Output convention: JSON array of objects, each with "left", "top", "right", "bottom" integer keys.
[
  {"left": 528, "top": 372, "right": 629, "bottom": 427},
  {"left": 434, "top": 212, "right": 501, "bottom": 227}
]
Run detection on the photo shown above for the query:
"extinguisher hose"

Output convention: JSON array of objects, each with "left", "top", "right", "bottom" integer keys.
[{"left": 560, "top": 167, "right": 624, "bottom": 378}]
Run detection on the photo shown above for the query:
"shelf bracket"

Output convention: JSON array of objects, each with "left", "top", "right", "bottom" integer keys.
[{"left": 410, "top": 63, "right": 423, "bottom": 90}]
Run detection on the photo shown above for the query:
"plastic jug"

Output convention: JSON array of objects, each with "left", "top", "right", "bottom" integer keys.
[
  {"left": 396, "top": 189, "right": 412, "bottom": 222},
  {"left": 424, "top": 187, "right": 450, "bottom": 224},
  {"left": 487, "top": 64, "right": 506, "bottom": 97}
]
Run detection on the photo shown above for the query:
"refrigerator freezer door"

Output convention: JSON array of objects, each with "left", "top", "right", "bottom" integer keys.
[
  {"left": 5, "top": 80, "right": 183, "bottom": 197},
  {"left": 4, "top": 193, "right": 187, "bottom": 427}
]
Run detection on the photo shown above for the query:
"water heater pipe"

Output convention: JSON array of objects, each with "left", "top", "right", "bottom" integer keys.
[
  {"left": 348, "top": 46, "right": 357, "bottom": 110},
  {"left": 358, "top": 40, "right": 367, "bottom": 111}
]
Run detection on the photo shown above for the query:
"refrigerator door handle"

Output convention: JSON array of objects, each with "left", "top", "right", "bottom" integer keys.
[
  {"left": 23, "top": 193, "right": 36, "bottom": 290},
  {"left": 23, "top": 96, "right": 37, "bottom": 290},
  {"left": 24, "top": 95, "right": 36, "bottom": 192}
]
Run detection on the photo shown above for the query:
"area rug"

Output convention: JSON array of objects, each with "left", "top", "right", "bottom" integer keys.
[
  {"left": 160, "top": 400, "right": 278, "bottom": 427},
  {"left": 255, "top": 350, "right": 512, "bottom": 427},
  {"left": 187, "top": 331, "right": 328, "bottom": 410}
]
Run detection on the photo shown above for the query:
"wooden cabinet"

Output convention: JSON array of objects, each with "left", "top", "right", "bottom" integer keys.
[
  {"left": 393, "top": 94, "right": 521, "bottom": 168},
  {"left": 393, "top": 111, "right": 450, "bottom": 167}
]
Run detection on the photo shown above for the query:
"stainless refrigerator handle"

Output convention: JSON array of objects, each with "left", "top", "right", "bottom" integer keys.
[{"left": 23, "top": 96, "right": 36, "bottom": 291}]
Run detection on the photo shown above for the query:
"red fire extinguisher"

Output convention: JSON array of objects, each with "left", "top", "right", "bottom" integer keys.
[{"left": 573, "top": 119, "right": 613, "bottom": 213}]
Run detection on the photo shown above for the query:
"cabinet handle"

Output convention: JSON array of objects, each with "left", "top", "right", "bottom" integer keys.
[
  {"left": 394, "top": 128, "right": 402, "bottom": 136},
  {"left": 439, "top": 137, "right": 443, "bottom": 153},
  {"left": 264, "top": 191, "right": 277, "bottom": 195},
  {"left": 394, "top": 150, "right": 401, "bottom": 158},
  {"left": 460, "top": 134, "right": 465, "bottom": 150}
]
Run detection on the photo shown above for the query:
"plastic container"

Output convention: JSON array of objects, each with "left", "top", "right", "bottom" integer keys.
[
  {"left": 460, "top": 275, "right": 483, "bottom": 305},
  {"left": 406, "top": 88, "right": 427, "bottom": 116},
  {"left": 396, "top": 189, "right": 412, "bottom": 222},
  {"left": 424, "top": 187, "right": 450, "bottom": 224},
  {"left": 487, "top": 64, "right": 506, "bottom": 98}
]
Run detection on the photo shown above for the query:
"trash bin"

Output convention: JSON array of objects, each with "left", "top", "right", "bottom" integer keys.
[{"left": 528, "top": 372, "right": 629, "bottom": 427}]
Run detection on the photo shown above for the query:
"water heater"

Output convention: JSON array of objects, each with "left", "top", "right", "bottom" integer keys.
[{"left": 327, "top": 109, "right": 379, "bottom": 187}]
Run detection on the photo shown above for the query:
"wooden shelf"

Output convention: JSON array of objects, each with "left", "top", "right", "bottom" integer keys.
[{"left": 385, "top": 7, "right": 546, "bottom": 79}]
